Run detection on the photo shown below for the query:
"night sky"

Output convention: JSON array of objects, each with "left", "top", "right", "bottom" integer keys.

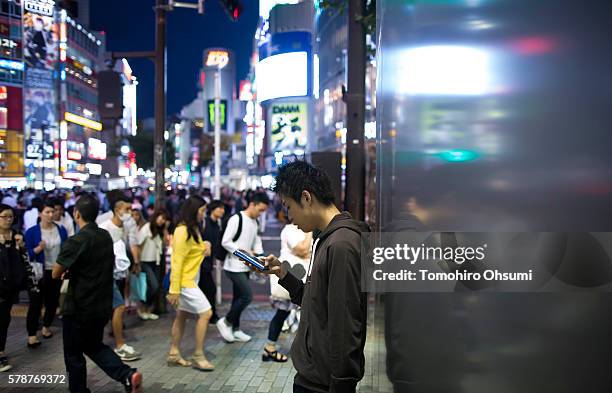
[{"left": 90, "top": 0, "right": 259, "bottom": 120}]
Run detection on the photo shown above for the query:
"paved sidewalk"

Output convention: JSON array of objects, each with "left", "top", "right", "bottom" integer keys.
[
  {"left": 0, "top": 213, "right": 393, "bottom": 392},
  {"left": 1, "top": 302, "right": 297, "bottom": 392},
  {"left": 1, "top": 301, "right": 392, "bottom": 392}
]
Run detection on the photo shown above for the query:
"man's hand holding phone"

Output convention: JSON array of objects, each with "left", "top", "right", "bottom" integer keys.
[{"left": 261, "top": 255, "right": 287, "bottom": 280}]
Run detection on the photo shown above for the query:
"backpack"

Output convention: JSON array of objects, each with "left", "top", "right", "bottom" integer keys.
[
  {"left": 215, "top": 212, "right": 243, "bottom": 261},
  {"left": 0, "top": 238, "right": 28, "bottom": 297}
]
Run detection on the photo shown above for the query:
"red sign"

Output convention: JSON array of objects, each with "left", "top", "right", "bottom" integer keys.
[
  {"left": 0, "top": 86, "right": 23, "bottom": 131},
  {"left": 67, "top": 151, "right": 82, "bottom": 161}
]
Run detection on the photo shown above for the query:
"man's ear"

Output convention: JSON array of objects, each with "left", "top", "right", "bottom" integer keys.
[{"left": 301, "top": 190, "right": 312, "bottom": 206}]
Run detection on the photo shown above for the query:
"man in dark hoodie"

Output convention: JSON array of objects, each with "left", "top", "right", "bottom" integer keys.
[{"left": 260, "top": 161, "right": 369, "bottom": 393}]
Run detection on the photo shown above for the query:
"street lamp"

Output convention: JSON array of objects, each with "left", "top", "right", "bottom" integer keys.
[{"left": 205, "top": 50, "right": 229, "bottom": 199}]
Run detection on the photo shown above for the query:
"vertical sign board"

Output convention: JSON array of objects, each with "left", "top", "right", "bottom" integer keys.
[
  {"left": 22, "top": 0, "right": 58, "bottom": 168},
  {"left": 269, "top": 102, "right": 308, "bottom": 153}
]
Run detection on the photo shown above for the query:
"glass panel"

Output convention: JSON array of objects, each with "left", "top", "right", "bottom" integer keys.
[{"left": 374, "top": 0, "right": 612, "bottom": 391}]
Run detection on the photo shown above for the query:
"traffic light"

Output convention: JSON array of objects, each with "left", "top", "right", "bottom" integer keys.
[{"left": 219, "top": 0, "right": 242, "bottom": 21}]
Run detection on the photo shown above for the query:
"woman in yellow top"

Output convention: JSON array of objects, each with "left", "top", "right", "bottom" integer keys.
[{"left": 166, "top": 196, "right": 214, "bottom": 371}]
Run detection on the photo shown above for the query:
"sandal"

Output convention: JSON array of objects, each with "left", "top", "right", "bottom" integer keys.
[
  {"left": 166, "top": 353, "right": 192, "bottom": 367},
  {"left": 262, "top": 347, "right": 288, "bottom": 363},
  {"left": 191, "top": 353, "right": 214, "bottom": 372},
  {"left": 27, "top": 341, "right": 41, "bottom": 349}
]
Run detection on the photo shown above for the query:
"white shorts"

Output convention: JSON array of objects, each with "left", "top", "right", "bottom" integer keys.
[{"left": 178, "top": 287, "right": 211, "bottom": 315}]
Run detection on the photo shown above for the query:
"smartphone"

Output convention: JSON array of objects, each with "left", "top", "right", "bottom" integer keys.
[{"left": 233, "top": 250, "right": 268, "bottom": 271}]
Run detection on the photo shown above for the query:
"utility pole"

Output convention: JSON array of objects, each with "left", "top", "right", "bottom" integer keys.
[
  {"left": 344, "top": 0, "right": 366, "bottom": 220},
  {"left": 154, "top": 0, "right": 167, "bottom": 209},
  {"left": 214, "top": 66, "right": 222, "bottom": 199}
]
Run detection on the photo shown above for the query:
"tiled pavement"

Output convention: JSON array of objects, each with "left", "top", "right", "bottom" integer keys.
[
  {"left": 1, "top": 300, "right": 392, "bottom": 392},
  {"left": 0, "top": 213, "right": 394, "bottom": 392}
]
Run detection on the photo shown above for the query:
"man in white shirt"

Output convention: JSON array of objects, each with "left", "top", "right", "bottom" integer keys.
[
  {"left": 23, "top": 197, "right": 43, "bottom": 232},
  {"left": 99, "top": 193, "right": 142, "bottom": 362},
  {"left": 52, "top": 199, "right": 75, "bottom": 237},
  {"left": 97, "top": 192, "right": 141, "bottom": 268},
  {"left": 216, "top": 192, "right": 269, "bottom": 343}
]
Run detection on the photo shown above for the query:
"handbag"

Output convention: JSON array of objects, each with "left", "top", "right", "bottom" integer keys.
[
  {"left": 129, "top": 272, "right": 147, "bottom": 302},
  {"left": 60, "top": 279, "right": 70, "bottom": 294},
  {"left": 30, "top": 262, "right": 44, "bottom": 281}
]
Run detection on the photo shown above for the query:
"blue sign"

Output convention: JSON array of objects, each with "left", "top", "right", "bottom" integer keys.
[
  {"left": 0, "top": 59, "right": 25, "bottom": 71},
  {"left": 259, "top": 31, "right": 311, "bottom": 61}
]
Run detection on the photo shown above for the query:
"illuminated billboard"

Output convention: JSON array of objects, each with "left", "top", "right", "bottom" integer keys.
[
  {"left": 256, "top": 52, "right": 307, "bottom": 102},
  {"left": 259, "top": 0, "right": 300, "bottom": 19},
  {"left": 207, "top": 100, "right": 227, "bottom": 131},
  {"left": 269, "top": 102, "right": 308, "bottom": 152},
  {"left": 257, "top": 31, "right": 310, "bottom": 102}
]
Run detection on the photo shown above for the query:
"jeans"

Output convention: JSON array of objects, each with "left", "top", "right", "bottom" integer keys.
[
  {"left": 198, "top": 268, "right": 218, "bottom": 321},
  {"left": 112, "top": 279, "right": 125, "bottom": 310},
  {"left": 141, "top": 262, "right": 160, "bottom": 307},
  {"left": 268, "top": 309, "right": 291, "bottom": 342},
  {"left": 27, "top": 269, "right": 61, "bottom": 336},
  {"left": 225, "top": 271, "right": 252, "bottom": 330},
  {"left": 0, "top": 299, "right": 13, "bottom": 352},
  {"left": 62, "top": 316, "right": 132, "bottom": 393}
]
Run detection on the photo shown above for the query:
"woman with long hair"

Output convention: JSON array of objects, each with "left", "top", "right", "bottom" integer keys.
[
  {"left": 24, "top": 199, "right": 68, "bottom": 347},
  {"left": 166, "top": 196, "right": 214, "bottom": 371},
  {"left": 0, "top": 204, "right": 37, "bottom": 372},
  {"left": 136, "top": 208, "right": 170, "bottom": 320}
]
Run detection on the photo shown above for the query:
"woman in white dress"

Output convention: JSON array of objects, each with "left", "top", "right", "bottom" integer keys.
[
  {"left": 166, "top": 196, "right": 214, "bottom": 371},
  {"left": 263, "top": 220, "right": 312, "bottom": 362}
]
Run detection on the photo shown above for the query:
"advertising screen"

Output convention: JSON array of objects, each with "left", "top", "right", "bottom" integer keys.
[
  {"left": 207, "top": 99, "right": 227, "bottom": 131},
  {"left": 269, "top": 102, "right": 307, "bottom": 152},
  {"left": 22, "top": 9, "right": 58, "bottom": 70},
  {"left": 256, "top": 52, "right": 307, "bottom": 102}
]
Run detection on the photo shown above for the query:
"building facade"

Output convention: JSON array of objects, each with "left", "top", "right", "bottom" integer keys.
[{"left": 0, "top": 0, "right": 136, "bottom": 190}]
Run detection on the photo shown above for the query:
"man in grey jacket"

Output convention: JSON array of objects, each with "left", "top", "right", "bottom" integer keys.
[{"left": 261, "top": 161, "right": 369, "bottom": 393}]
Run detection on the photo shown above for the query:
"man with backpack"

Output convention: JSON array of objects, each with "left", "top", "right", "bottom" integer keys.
[{"left": 216, "top": 192, "right": 269, "bottom": 343}]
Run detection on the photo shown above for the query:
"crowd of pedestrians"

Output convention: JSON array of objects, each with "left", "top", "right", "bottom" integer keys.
[{"left": 0, "top": 160, "right": 369, "bottom": 393}]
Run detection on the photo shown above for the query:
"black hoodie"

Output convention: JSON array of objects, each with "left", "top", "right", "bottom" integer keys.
[{"left": 279, "top": 212, "right": 370, "bottom": 393}]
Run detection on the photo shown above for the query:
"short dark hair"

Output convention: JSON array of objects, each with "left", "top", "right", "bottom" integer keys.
[
  {"left": 0, "top": 203, "right": 14, "bottom": 217},
  {"left": 74, "top": 194, "right": 99, "bottom": 223},
  {"left": 207, "top": 199, "right": 225, "bottom": 213},
  {"left": 247, "top": 191, "right": 270, "bottom": 206},
  {"left": 41, "top": 199, "right": 56, "bottom": 211},
  {"left": 273, "top": 161, "right": 335, "bottom": 206},
  {"left": 109, "top": 191, "right": 131, "bottom": 213},
  {"left": 51, "top": 198, "right": 64, "bottom": 209},
  {"left": 31, "top": 197, "right": 43, "bottom": 210}
]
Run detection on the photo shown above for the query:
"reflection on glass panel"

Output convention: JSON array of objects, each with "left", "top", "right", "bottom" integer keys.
[{"left": 371, "top": 1, "right": 612, "bottom": 392}]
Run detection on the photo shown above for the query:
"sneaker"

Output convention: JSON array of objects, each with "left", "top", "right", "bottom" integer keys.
[
  {"left": 124, "top": 369, "right": 143, "bottom": 393},
  {"left": 115, "top": 344, "right": 142, "bottom": 361},
  {"left": 216, "top": 317, "right": 235, "bottom": 342},
  {"left": 145, "top": 313, "right": 159, "bottom": 321},
  {"left": 137, "top": 311, "right": 150, "bottom": 321},
  {"left": 0, "top": 356, "right": 12, "bottom": 372},
  {"left": 233, "top": 330, "right": 252, "bottom": 342}
]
